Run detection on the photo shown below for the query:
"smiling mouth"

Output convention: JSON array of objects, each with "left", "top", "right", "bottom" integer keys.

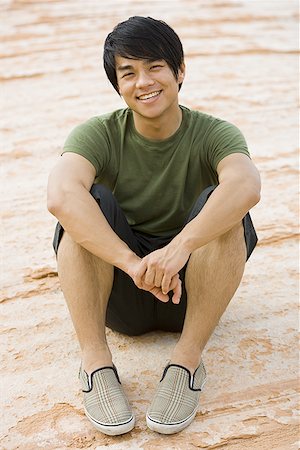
[{"left": 137, "top": 90, "right": 162, "bottom": 100}]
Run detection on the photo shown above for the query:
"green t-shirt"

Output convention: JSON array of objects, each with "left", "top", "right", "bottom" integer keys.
[{"left": 63, "top": 106, "right": 250, "bottom": 236}]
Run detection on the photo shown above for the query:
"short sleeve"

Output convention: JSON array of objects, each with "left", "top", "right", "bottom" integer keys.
[
  {"left": 62, "top": 117, "right": 110, "bottom": 178},
  {"left": 205, "top": 119, "right": 250, "bottom": 170}
]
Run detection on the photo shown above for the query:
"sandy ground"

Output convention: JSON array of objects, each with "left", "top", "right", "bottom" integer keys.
[{"left": 0, "top": 1, "right": 299, "bottom": 449}]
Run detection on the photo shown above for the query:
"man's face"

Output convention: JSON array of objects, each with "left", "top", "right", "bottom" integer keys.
[{"left": 115, "top": 56, "right": 185, "bottom": 121}]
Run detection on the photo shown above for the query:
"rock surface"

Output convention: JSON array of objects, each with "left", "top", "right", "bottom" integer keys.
[{"left": 1, "top": 1, "right": 299, "bottom": 449}]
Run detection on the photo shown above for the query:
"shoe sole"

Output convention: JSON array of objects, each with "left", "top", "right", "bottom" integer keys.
[
  {"left": 146, "top": 408, "right": 197, "bottom": 435},
  {"left": 84, "top": 408, "right": 135, "bottom": 436}
]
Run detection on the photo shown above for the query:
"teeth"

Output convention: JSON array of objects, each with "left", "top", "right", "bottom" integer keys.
[{"left": 139, "top": 91, "right": 160, "bottom": 100}]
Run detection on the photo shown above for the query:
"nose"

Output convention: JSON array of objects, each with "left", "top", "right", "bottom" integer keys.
[{"left": 135, "top": 70, "right": 155, "bottom": 89}]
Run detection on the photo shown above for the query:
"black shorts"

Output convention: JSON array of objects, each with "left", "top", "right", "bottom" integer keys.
[{"left": 53, "top": 185, "right": 257, "bottom": 336}]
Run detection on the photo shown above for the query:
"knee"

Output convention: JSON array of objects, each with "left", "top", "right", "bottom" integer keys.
[
  {"left": 57, "top": 231, "right": 83, "bottom": 260},
  {"left": 57, "top": 232, "right": 114, "bottom": 280},
  {"left": 223, "top": 221, "right": 245, "bottom": 250},
  {"left": 221, "top": 221, "right": 244, "bottom": 243},
  {"left": 212, "top": 221, "right": 246, "bottom": 262},
  {"left": 190, "top": 221, "right": 245, "bottom": 262},
  {"left": 57, "top": 231, "right": 101, "bottom": 266}
]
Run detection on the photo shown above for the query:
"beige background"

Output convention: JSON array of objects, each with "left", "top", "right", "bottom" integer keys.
[{"left": 1, "top": 0, "right": 299, "bottom": 449}]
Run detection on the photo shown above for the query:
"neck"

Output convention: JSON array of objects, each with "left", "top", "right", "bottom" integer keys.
[{"left": 133, "top": 105, "right": 182, "bottom": 140}]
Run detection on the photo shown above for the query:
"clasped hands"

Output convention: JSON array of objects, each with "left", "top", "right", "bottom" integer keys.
[{"left": 129, "top": 242, "right": 191, "bottom": 304}]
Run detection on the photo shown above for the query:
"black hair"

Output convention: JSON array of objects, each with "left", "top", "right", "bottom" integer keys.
[{"left": 103, "top": 16, "right": 184, "bottom": 94}]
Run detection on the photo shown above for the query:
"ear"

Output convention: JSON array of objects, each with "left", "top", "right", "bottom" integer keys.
[{"left": 177, "top": 62, "right": 186, "bottom": 84}]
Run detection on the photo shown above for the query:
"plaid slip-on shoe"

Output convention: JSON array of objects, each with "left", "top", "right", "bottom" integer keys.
[
  {"left": 79, "top": 365, "right": 135, "bottom": 435},
  {"left": 146, "top": 360, "right": 206, "bottom": 434}
]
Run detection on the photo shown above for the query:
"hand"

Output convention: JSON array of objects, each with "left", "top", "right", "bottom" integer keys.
[
  {"left": 141, "top": 273, "right": 182, "bottom": 304},
  {"left": 133, "top": 241, "right": 191, "bottom": 303},
  {"left": 125, "top": 253, "right": 183, "bottom": 303}
]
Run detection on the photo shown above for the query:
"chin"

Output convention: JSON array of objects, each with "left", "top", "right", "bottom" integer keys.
[{"left": 131, "top": 107, "right": 160, "bottom": 119}]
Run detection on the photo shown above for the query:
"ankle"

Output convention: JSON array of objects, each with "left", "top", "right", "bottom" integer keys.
[
  {"left": 81, "top": 344, "right": 113, "bottom": 374},
  {"left": 169, "top": 356, "right": 202, "bottom": 374},
  {"left": 170, "top": 346, "right": 202, "bottom": 373}
]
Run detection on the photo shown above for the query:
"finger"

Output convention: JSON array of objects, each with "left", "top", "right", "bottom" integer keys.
[
  {"left": 168, "top": 273, "right": 180, "bottom": 291},
  {"left": 150, "top": 286, "right": 169, "bottom": 303},
  {"left": 144, "top": 268, "right": 155, "bottom": 286},
  {"left": 172, "top": 282, "right": 181, "bottom": 304},
  {"left": 134, "top": 262, "right": 147, "bottom": 288},
  {"left": 138, "top": 279, "right": 167, "bottom": 301},
  {"left": 171, "top": 278, "right": 182, "bottom": 304},
  {"left": 161, "top": 273, "right": 172, "bottom": 294},
  {"left": 154, "top": 270, "right": 164, "bottom": 288}
]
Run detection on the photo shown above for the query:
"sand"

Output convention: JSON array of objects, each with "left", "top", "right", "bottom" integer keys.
[{"left": 1, "top": 0, "right": 299, "bottom": 449}]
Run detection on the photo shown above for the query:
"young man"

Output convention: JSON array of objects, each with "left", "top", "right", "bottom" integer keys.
[{"left": 47, "top": 16, "right": 260, "bottom": 436}]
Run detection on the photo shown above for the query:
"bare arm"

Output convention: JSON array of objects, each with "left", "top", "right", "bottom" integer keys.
[
  {"left": 47, "top": 153, "right": 172, "bottom": 301},
  {"left": 173, "top": 153, "right": 261, "bottom": 252},
  {"left": 47, "top": 153, "right": 138, "bottom": 270},
  {"left": 134, "top": 153, "right": 261, "bottom": 300}
]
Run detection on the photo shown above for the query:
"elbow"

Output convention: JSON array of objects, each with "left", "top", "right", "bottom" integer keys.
[
  {"left": 47, "top": 182, "right": 66, "bottom": 218},
  {"left": 248, "top": 190, "right": 260, "bottom": 210},
  {"left": 47, "top": 197, "right": 60, "bottom": 217},
  {"left": 252, "top": 172, "right": 261, "bottom": 205},
  {"left": 244, "top": 177, "right": 261, "bottom": 209},
  {"left": 47, "top": 192, "right": 63, "bottom": 217},
  {"left": 253, "top": 189, "right": 261, "bottom": 206}
]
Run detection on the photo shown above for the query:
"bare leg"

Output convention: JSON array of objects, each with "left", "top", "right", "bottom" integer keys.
[
  {"left": 57, "top": 232, "right": 114, "bottom": 374},
  {"left": 170, "top": 222, "right": 247, "bottom": 372}
]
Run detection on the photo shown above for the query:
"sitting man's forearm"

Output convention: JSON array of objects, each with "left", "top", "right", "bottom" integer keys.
[{"left": 48, "top": 181, "right": 138, "bottom": 273}]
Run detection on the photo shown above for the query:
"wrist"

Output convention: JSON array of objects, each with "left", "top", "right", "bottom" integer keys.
[
  {"left": 172, "top": 230, "right": 199, "bottom": 254},
  {"left": 114, "top": 249, "right": 140, "bottom": 275}
]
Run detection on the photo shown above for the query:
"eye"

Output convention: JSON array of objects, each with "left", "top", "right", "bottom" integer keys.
[
  {"left": 150, "top": 64, "right": 163, "bottom": 70},
  {"left": 122, "top": 72, "right": 134, "bottom": 78}
]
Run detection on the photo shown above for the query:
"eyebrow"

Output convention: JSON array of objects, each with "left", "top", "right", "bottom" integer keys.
[
  {"left": 116, "top": 59, "right": 163, "bottom": 72},
  {"left": 116, "top": 64, "right": 135, "bottom": 72}
]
